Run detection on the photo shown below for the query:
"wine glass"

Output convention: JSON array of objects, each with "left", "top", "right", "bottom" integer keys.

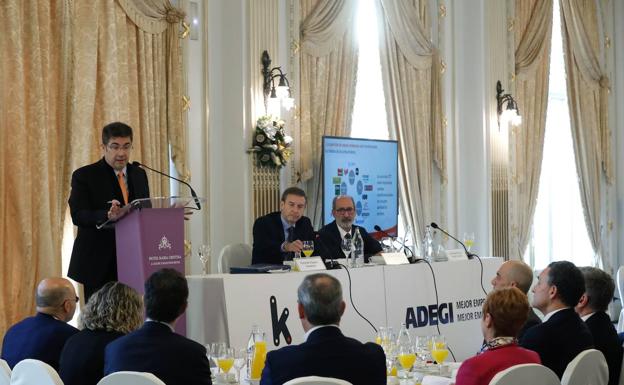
[
  {"left": 375, "top": 326, "right": 386, "bottom": 345},
  {"left": 462, "top": 232, "right": 475, "bottom": 252},
  {"left": 431, "top": 335, "right": 449, "bottom": 375},
  {"left": 302, "top": 240, "right": 314, "bottom": 258},
  {"left": 198, "top": 244, "right": 211, "bottom": 275},
  {"left": 415, "top": 335, "right": 431, "bottom": 368},
  {"left": 233, "top": 348, "right": 247, "bottom": 383},
  {"left": 217, "top": 346, "right": 234, "bottom": 376},
  {"left": 207, "top": 343, "right": 223, "bottom": 379},
  {"left": 341, "top": 236, "right": 353, "bottom": 266},
  {"left": 397, "top": 344, "right": 416, "bottom": 379}
]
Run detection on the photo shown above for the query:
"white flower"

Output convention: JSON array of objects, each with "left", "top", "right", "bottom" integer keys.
[{"left": 284, "top": 135, "right": 293, "bottom": 145}]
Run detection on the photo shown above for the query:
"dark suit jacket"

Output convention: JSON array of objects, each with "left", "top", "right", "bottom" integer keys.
[
  {"left": 518, "top": 308, "right": 542, "bottom": 340},
  {"left": 585, "top": 312, "right": 622, "bottom": 385},
  {"left": 519, "top": 307, "right": 594, "bottom": 378},
  {"left": 104, "top": 321, "right": 211, "bottom": 385},
  {"left": 1, "top": 312, "right": 78, "bottom": 370},
  {"left": 260, "top": 326, "right": 386, "bottom": 385},
  {"left": 317, "top": 221, "right": 383, "bottom": 262},
  {"left": 252, "top": 211, "right": 315, "bottom": 265},
  {"left": 59, "top": 329, "right": 124, "bottom": 385},
  {"left": 68, "top": 158, "right": 149, "bottom": 291}
]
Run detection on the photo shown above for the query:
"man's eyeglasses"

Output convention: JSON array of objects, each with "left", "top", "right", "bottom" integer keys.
[
  {"left": 107, "top": 143, "right": 132, "bottom": 151},
  {"left": 335, "top": 207, "right": 354, "bottom": 214}
]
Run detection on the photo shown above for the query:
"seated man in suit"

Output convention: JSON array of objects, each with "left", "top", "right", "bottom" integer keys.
[
  {"left": 519, "top": 261, "right": 593, "bottom": 378},
  {"left": 1, "top": 277, "right": 79, "bottom": 370},
  {"left": 252, "top": 187, "right": 315, "bottom": 265},
  {"left": 317, "top": 195, "right": 382, "bottom": 261},
  {"left": 491, "top": 260, "right": 541, "bottom": 339},
  {"left": 104, "top": 268, "right": 211, "bottom": 385},
  {"left": 575, "top": 267, "right": 622, "bottom": 385},
  {"left": 261, "top": 273, "right": 386, "bottom": 385}
]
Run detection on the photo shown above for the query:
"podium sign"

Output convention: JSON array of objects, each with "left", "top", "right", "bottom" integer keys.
[{"left": 115, "top": 198, "right": 188, "bottom": 335}]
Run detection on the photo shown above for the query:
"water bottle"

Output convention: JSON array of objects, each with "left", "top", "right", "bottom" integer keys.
[
  {"left": 353, "top": 228, "right": 364, "bottom": 268},
  {"left": 423, "top": 225, "right": 434, "bottom": 262},
  {"left": 397, "top": 322, "right": 411, "bottom": 347}
]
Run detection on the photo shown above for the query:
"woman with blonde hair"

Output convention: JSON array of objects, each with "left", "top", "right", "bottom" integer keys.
[
  {"left": 59, "top": 281, "right": 143, "bottom": 385},
  {"left": 455, "top": 287, "right": 541, "bottom": 385}
]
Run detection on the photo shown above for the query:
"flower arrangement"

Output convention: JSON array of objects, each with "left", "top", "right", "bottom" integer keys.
[{"left": 251, "top": 115, "right": 293, "bottom": 168}]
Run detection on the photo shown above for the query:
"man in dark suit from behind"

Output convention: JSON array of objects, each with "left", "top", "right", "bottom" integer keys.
[
  {"left": 519, "top": 261, "right": 594, "bottom": 378},
  {"left": 68, "top": 122, "right": 150, "bottom": 301},
  {"left": 104, "top": 268, "right": 211, "bottom": 385},
  {"left": 317, "top": 195, "right": 382, "bottom": 262},
  {"left": 252, "top": 187, "right": 315, "bottom": 265},
  {"left": 1, "top": 278, "right": 79, "bottom": 370},
  {"left": 575, "top": 266, "right": 622, "bottom": 385},
  {"left": 260, "top": 273, "right": 386, "bottom": 385},
  {"left": 491, "top": 260, "right": 541, "bottom": 340}
]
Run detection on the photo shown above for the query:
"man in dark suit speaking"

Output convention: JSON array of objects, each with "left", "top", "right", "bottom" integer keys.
[
  {"left": 68, "top": 122, "right": 150, "bottom": 301},
  {"left": 252, "top": 187, "right": 315, "bottom": 264},
  {"left": 576, "top": 267, "right": 622, "bottom": 385},
  {"left": 104, "top": 268, "right": 211, "bottom": 385},
  {"left": 260, "top": 273, "right": 386, "bottom": 385},
  {"left": 519, "top": 261, "right": 594, "bottom": 378},
  {"left": 317, "top": 195, "right": 382, "bottom": 261}
]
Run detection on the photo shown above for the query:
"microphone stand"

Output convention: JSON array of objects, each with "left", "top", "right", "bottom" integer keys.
[
  {"left": 429, "top": 222, "right": 475, "bottom": 259},
  {"left": 134, "top": 161, "right": 201, "bottom": 210}
]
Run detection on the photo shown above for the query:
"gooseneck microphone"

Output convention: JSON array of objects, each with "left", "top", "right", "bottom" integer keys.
[
  {"left": 429, "top": 222, "right": 475, "bottom": 259},
  {"left": 373, "top": 225, "right": 415, "bottom": 258},
  {"left": 314, "top": 233, "right": 339, "bottom": 270},
  {"left": 133, "top": 161, "right": 201, "bottom": 210}
]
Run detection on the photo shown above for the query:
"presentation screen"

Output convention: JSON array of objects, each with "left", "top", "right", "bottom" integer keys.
[{"left": 322, "top": 136, "right": 398, "bottom": 237}]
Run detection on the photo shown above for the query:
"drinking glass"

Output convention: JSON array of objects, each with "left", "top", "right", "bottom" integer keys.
[
  {"left": 375, "top": 326, "right": 386, "bottom": 345},
  {"left": 414, "top": 335, "right": 431, "bottom": 367},
  {"left": 381, "top": 237, "right": 394, "bottom": 252},
  {"left": 233, "top": 348, "right": 247, "bottom": 383},
  {"left": 462, "top": 232, "right": 475, "bottom": 252},
  {"left": 382, "top": 340, "right": 397, "bottom": 377},
  {"left": 198, "top": 244, "right": 211, "bottom": 275},
  {"left": 208, "top": 343, "right": 225, "bottom": 378},
  {"left": 217, "top": 346, "right": 234, "bottom": 375},
  {"left": 341, "top": 237, "right": 353, "bottom": 266},
  {"left": 431, "top": 335, "right": 449, "bottom": 375},
  {"left": 397, "top": 344, "right": 416, "bottom": 379},
  {"left": 302, "top": 240, "right": 314, "bottom": 257}
]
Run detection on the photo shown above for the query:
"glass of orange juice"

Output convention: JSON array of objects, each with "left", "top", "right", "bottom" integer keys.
[
  {"left": 249, "top": 340, "right": 267, "bottom": 380},
  {"left": 217, "top": 346, "right": 234, "bottom": 375},
  {"left": 431, "top": 335, "right": 449, "bottom": 375},
  {"left": 397, "top": 345, "right": 416, "bottom": 379}
]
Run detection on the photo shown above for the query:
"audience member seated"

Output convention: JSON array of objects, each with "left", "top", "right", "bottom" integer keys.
[
  {"left": 252, "top": 187, "right": 315, "bottom": 265},
  {"left": 575, "top": 266, "right": 623, "bottom": 385},
  {"left": 491, "top": 260, "right": 541, "bottom": 339},
  {"left": 104, "top": 268, "right": 211, "bottom": 385},
  {"left": 520, "top": 261, "right": 593, "bottom": 378},
  {"left": 455, "top": 287, "right": 541, "bottom": 385},
  {"left": 260, "top": 273, "right": 386, "bottom": 385},
  {"left": 317, "top": 195, "right": 382, "bottom": 261},
  {"left": 1, "top": 277, "right": 78, "bottom": 370},
  {"left": 59, "top": 282, "right": 143, "bottom": 385}
]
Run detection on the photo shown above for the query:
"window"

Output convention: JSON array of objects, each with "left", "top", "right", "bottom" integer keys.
[{"left": 525, "top": 0, "right": 594, "bottom": 270}]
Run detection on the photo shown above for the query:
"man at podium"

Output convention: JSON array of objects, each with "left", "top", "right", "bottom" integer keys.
[{"left": 68, "top": 122, "right": 150, "bottom": 301}]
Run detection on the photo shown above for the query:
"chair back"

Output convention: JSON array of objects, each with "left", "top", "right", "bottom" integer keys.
[
  {"left": 9, "top": 359, "right": 63, "bottom": 385},
  {"left": 618, "top": 343, "right": 624, "bottom": 385},
  {"left": 97, "top": 371, "right": 166, "bottom": 385},
  {"left": 488, "top": 363, "right": 560, "bottom": 385},
  {"left": 217, "top": 243, "right": 252, "bottom": 273},
  {"left": 561, "top": 349, "right": 608, "bottom": 385},
  {"left": 283, "top": 376, "right": 353, "bottom": 385},
  {"left": 0, "top": 359, "right": 11, "bottom": 385}
]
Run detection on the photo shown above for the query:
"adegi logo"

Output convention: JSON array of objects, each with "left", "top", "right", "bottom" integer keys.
[
  {"left": 405, "top": 302, "right": 454, "bottom": 328},
  {"left": 270, "top": 296, "right": 292, "bottom": 346}
]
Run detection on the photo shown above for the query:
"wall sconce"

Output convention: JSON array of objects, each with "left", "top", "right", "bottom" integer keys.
[
  {"left": 496, "top": 80, "right": 521, "bottom": 127},
  {"left": 262, "top": 50, "right": 294, "bottom": 115}
]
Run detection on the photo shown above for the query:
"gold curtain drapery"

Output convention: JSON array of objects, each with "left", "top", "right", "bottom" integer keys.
[
  {"left": 560, "top": 0, "right": 612, "bottom": 269},
  {"left": 300, "top": 0, "right": 359, "bottom": 227},
  {"left": 376, "top": 0, "right": 444, "bottom": 244},
  {"left": 508, "top": 0, "right": 553, "bottom": 259}
]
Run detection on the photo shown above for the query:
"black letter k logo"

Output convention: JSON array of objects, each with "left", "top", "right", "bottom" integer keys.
[{"left": 270, "top": 296, "right": 291, "bottom": 346}]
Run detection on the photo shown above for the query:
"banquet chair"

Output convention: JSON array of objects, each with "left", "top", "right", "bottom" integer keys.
[
  {"left": 283, "top": 376, "right": 353, "bottom": 385},
  {"left": 488, "top": 364, "right": 560, "bottom": 385},
  {"left": 96, "top": 371, "right": 165, "bottom": 385},
  {"left": 618, "top": 344, "right": 624, "bottom": 385},
  {"left": 561, "top": 349, "right": 608, "bottom": 385},
  {"left": 217, "top": 243, "right": 252, "bottom": 273},
  {"left": 0, "top": 359, "right": 10, "bottom": 385},
  {"left": 617, "top": 266, "right": 624, "bottom": 332},
  {"left": 9, "top": 359, "right": 63, "bottom": 385}
]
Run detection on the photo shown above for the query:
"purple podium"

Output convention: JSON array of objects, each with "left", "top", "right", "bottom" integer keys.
[{"left": 114, "top": 197, "right": 189, "bottom": 335}]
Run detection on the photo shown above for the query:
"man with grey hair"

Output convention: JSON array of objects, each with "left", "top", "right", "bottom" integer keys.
[
  {"left": 491, "top": 260, "right": 541, "bottom": 339},
  {"left": 317, "top": 195, "right": 382, "bottom": 261},
  {"left": 260, "top": 273, "right": 386, "bottom": 385},
  {"left": 575, "top": 267, "right": 622, "bottom": 385},
  {"left": 1, "top": 277, "right": 79, "bottom": 369}
]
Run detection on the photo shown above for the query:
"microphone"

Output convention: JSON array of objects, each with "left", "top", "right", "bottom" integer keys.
[
  {"left": 133, "top": 161, "right": 201, "bottom": 210},
  {"left": 373, "top": 225, "right": 415, "bottom": 258},
  {"left": 315, "top": 232, "right": 340, "bottom": 270},
  {"left": 429, "top": 222, "right": 475, "bottom": 259}
]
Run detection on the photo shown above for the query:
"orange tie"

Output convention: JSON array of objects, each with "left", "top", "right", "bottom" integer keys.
[{"left": 117, "top": 172, "right": 129, "bottom": 205}]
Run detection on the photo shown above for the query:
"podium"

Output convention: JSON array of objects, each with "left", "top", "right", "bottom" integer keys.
[{"left": 114, "top": 197, "right": 193, "bottom": 335}]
